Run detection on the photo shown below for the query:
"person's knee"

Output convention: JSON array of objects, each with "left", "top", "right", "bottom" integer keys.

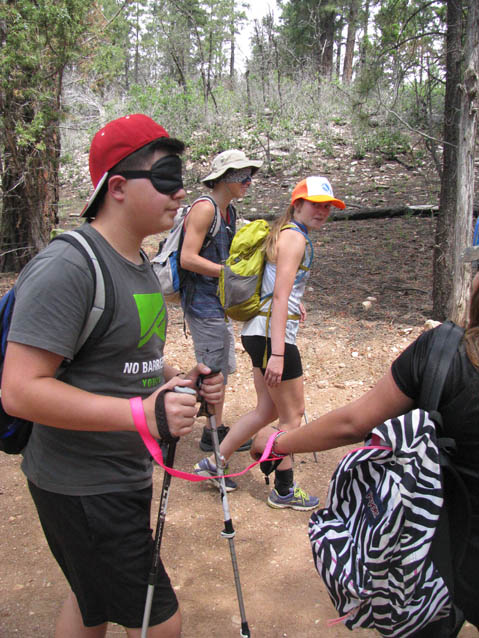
[{"left": 279, "top": 408, "right": 304, "bottom": 430}]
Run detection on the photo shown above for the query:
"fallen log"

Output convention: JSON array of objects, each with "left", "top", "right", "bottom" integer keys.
[
  {"left": 242, "top": 204, "right": 441, "bottom": 223},
  {"left": 329, "top": 204, "right": 439, "bottom": 222}
]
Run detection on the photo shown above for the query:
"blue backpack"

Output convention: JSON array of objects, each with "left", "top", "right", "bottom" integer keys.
[{"left": 0, "top": 229, "right": 114, "bottom": 454}]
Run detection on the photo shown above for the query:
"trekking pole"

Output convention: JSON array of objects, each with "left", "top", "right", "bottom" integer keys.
[
  {"left": 198, "top": 373, "right": 251, "bottom": 638},
  {"left": 303, "top": 411, "right": 318, "bottom": 463},
  {"left": 141, "top": 386, "right": 197, "bottom": 638}
]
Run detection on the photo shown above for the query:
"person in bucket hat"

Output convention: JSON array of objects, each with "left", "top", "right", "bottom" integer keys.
[
  {"left": 200, "top": 149, "right": 263, "bottom": 188},
  {"left": 194, "top": 175, "right": 344, "bottom": 504},
  {"left": 180, "top": 149, "right": 263, "bottom": 464},
  {"left": 2, "top": 113, "right": 224, "bottom": 637}
]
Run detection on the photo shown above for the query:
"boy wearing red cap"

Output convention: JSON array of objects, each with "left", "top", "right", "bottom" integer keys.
[{"left": 1, "top": 114, "right": 224, "bottom": 637}]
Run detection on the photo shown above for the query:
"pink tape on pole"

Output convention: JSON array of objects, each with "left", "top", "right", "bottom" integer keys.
[{"left": 129, "top": 396, "right": 284, "bottom": 482}]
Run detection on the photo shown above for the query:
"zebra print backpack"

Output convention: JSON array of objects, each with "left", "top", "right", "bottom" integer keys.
[{"left": 308, "top": 322, "right": 465, "bottom": 637}]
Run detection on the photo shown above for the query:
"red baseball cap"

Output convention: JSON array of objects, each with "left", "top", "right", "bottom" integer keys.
[
  {"left": 291, "top": 176, "right": 346, "bottom": 209},
  {"left": 82, "top": 114, "right": 170, "bottom": 217}
]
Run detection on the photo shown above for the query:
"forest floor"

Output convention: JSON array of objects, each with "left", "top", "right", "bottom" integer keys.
[{"left": 1, "top": 144, "right": 479, "bottom": 637}]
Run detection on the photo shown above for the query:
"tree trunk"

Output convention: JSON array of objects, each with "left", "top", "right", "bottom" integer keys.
[
  {"left": 318, "top": 5, "right": 335, "bottom": 78},
  {"left": 433, "top": 0, "right": 479, "bottom": 322},
  {"left": 343, "top": 0, "right": 359, "bottom": 84},
  {"left": 359, "top": 0, "right": 370, "bottom": 71},
  {"left": 1, "top": 90, "right": 60, "bottom": 272},
  {"left": 229, "top": 17, "right": 235, "bottom": 83}
]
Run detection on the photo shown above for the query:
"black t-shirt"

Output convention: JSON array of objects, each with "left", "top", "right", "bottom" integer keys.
[
  {"left": 392, "top": 327, "right": 479, "bottom": 623},
  {"left": 392, "top": 327, "right": 479, "bottom": 478}
]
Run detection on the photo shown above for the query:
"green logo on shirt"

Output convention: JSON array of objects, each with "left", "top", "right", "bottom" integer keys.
[{"left": 134, "top": 293, "right": 166, "bottom": 348}]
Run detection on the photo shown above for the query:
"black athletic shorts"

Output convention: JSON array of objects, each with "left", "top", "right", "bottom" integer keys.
[
  {"left": 28, "top": 481, "right": 178, "bottom": 628},
  {"left": 241, "top": 335, "right": 303, "bottom": 381}
]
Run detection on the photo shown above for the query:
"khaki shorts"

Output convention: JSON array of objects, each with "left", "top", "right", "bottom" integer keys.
[{"left": 185, "top": 313, "right": 236, "bottom": 383}]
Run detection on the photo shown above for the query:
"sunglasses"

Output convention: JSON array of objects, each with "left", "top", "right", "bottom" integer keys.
[
  {"left": 112, "top": 154, "right": 184, "bottom": 195},
  {"left": 223, "top": 168, "right": 253, "bottom": 185}
]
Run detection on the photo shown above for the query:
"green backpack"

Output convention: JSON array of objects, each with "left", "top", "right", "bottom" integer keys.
[
  {"left": 218, "top": 219, "right": 270, "bottom": 322},
  {"left": 218, "top": 219, "right": 313, "bottom": 323}
]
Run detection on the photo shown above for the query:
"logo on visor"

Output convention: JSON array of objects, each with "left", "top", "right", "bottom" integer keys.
[
  {"left": 321, "top": 182, "right": 332, "bottom": 195},
  {"left": 134, "top": 293, "right": 167, "bottom": 348}
]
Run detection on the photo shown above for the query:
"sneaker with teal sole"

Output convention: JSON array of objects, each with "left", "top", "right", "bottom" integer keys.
[
  {"left": 193, "top": 457, "right": 238, "bottom": 492},
  {"left": 267, "top": 484, "right": 319, "bottom": 511}
]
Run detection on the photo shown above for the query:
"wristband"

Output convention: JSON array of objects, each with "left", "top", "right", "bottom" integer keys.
[
  {"left": 155, "top": 390, "right": 179, "bottom": 444},
  {"left": 271, "top": 353, "right": 284, "bottom": 357},
  {"left": 272, "top": 430, "right": 287, "bottom": 457}
]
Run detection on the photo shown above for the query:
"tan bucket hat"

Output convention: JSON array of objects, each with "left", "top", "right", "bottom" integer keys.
[{"left": 201, "top": 149, "right": 263, "bottom": 187}]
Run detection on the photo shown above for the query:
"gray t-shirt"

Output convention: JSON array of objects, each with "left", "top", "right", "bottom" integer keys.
[{"left": 9, "top": 224, "right": 168, "bottom": 495}]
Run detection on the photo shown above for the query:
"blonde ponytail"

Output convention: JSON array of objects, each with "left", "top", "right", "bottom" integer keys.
[{"left": 265, "top": 204, "right": 296, "bottom": 263}]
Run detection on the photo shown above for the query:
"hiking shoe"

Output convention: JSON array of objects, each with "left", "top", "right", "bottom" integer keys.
[
  {"left": 193, "top": 457, "right": 238, "bottom": 492},
  {"left": 267, "top": 484, "right": 319, "bottom": 511},
  {"left": 199, "top": 425, "right": 252, "bottom": 453}
]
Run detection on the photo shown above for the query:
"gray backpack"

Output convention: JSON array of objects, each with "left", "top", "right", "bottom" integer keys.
[{"left": 152, "top": 195, "right": 221, "bottom": 303}]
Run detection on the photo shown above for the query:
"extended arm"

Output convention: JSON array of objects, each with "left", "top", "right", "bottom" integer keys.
[
  {"left": 180, "top": 200, "right": 222, "bottom": 277},
  {"left": 2, "top": 343, "right": 223, "bottom": 439},
  {"left": 251, "top": 369, "right": 414, "bottom": 456}
]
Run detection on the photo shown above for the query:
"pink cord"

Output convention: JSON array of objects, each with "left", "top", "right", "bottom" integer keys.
[{"left": 129, "top": 396, "right": 285, "bottom": 482}]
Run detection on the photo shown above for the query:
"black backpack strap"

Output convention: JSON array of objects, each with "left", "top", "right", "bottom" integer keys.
[
  {"left": 52, "top": 229, "right": 115, "bottom": 357},
  {"left": 419, "top": 320, "right": 464, "bottom": 411},
  {"left": 419, "top": 321, "right": 468, "bottom": 601}
]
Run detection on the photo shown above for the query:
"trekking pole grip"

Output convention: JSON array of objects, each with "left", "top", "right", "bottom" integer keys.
[{"left": 197, "top": 369, "right": 221, "bottom": 418}]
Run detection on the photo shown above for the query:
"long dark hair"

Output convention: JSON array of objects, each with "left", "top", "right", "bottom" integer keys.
[{"left": 464, "top": 275, "right": 479, "bottom": 367}]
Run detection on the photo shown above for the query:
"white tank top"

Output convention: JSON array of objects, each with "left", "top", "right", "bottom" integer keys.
[{"left": 241, "top": 229, "right": 312, "bottom": 344}]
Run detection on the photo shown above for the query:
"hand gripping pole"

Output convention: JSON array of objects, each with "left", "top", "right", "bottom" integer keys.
[{"left": 140, "top": 386, "right": 196, "bottom": 638}]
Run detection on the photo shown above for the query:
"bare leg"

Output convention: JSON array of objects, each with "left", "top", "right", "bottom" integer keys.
[
  {"left": 126, "top": 609, "right": 182, "bottom": 638},
  {"left": 55, "top": 591, "right": 107, "bottom": 638},
  {"left": 211, "top": 367, "right": 278, "bottom": 462},
  {"left": 212, "top": 371, "right": 305, "bottom": 466},
  {"left": 265, "top": 375, "right": 304, "bottom": 471}
]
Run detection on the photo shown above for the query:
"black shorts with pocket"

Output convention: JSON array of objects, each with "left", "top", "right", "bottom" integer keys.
[
  {"left": 28, "top": 481, "right": 178, "bottom": 628},
  {"left": 241, "top": 335, "right": 303, "bottom": 381}
]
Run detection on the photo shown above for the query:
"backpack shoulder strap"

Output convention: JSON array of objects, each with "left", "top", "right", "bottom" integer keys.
[
  {"left": 52, "top": 229, "right": 115, "bottom": 356},
  {"left": 181, "top": 196, "right": 222, "bottom": 260},
  {"left": 188, "top": 195, "right": 222, "bottom": 239},
  {"left": 420, "top": 320, "right": 468, "bottom": 595},
  {"left": 419, "top": 320, "right": 464, "bottom": 411},
  {"left": 280, "top": 223, "right": 314, "bottom": 279},
  {"left": 0, "top": 288, "right": 17, "bottom": 357}
]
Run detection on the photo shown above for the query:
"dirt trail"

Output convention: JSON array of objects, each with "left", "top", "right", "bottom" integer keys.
[{"left": 1, "top": 215, "right": 478, "bottom": 636}]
